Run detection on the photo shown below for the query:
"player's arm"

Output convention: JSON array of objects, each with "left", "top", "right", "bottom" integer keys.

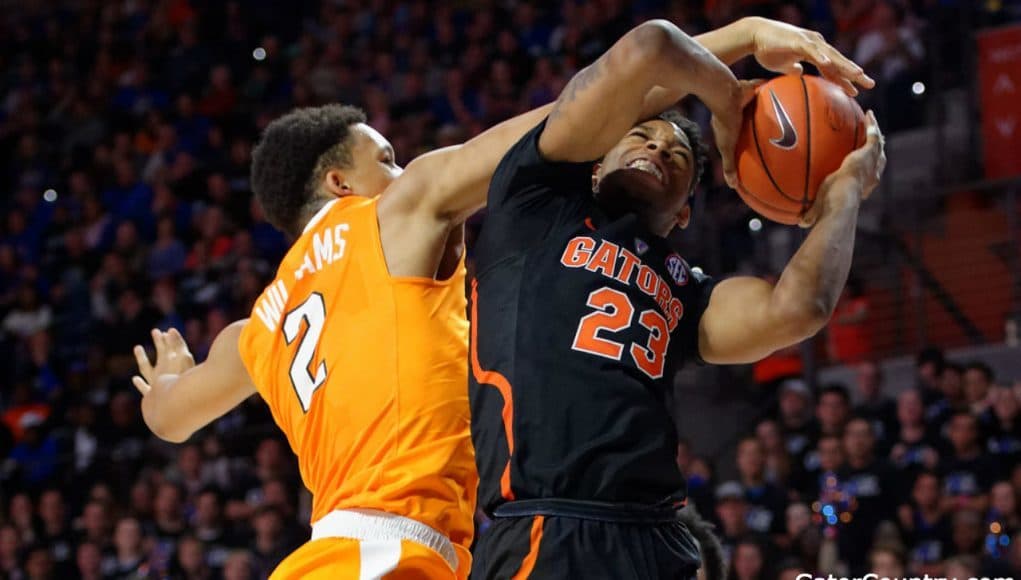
[
  {"left": 132, "top": 322, "right": 256, "bottom": 443},
  {"left": 537, "top": 20, "right": 742, "bottom": 165},
  {"left": 697, "top": 112, "right": 886, "bottom": 365},
  {"left": 380, "top": 103, "right": 554, "bottom": 224},
  {"left": 693, "top": 17, "right": 874, "bottom": 96}
]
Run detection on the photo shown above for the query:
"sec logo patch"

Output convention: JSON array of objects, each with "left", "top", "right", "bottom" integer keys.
[{"left": 665, "top": 254, "right": 688, "bottom": 286}]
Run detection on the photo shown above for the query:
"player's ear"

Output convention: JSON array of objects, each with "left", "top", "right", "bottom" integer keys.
[
  {"left": 591, "top": 163, "right": 601, "bottom": 193},
  {"left": 675, "top": 204, "right": 691, "bottom": 229},
  {"left": 323, "top": 169, "right": 352, "bottom": 198}
]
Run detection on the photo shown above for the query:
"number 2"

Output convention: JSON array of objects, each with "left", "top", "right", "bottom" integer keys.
[
  {"left": 572, "top": 287, "right": 670, "bottom": 380},
  {"left": 283, "top": 293, "right": 327, "bottom": 412}
]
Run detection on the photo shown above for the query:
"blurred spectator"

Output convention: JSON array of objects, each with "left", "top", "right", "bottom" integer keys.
[
  {"left": 868, "top": 544, "right": 907, "bottom": 579},
  {"left": 837, "top": 417, "right": 900, "bottom": 573},
  {"left": 852, "top": 361, "right": 897, "bottom": 453},
  {"left": 889, "top": 389, "right": 940, "bottom": 475},
  {"left": 76, "top": 541, "right": 104, "bottom": 580},
  {"left": 715, "top": 482, "right": 752, "bottom": 561},
  {"left": 944, "top": 554, "right": 981, "bottom": 580},
  {"left": 940, "top": 412, "right": 998, "bottom": 513},
  {"left": 915, "top": 348, "right": 946, "bottom": 408},
  {"left": 817, "top": 385, "right": 852, "bottom": 440},
  {"left": 983, "top": 386, "right": 1021, "bottom": 471},
  {"left": 729, "top": 537, "right": 768, "bottom": 580},
  {"left": 735, "top": 437, "right": 788, "bottom": 537},
  {"left": 106, "top": 517, "right": 147, "bottom": 578},
  {"left": 964, "top": 361, "right": 996, "bottom": 415},
  {"left": 2, "top": 285, "right": 52, "bottom": 339},
  {"left": 754, "top": 419, "right": 791, "bottom": 485},
  {"left": 778, "top": 379, "right": 815, "bottom": 470},
  {"left": 38, "top": 489, "right": 73, "bottom": 576},
  {"left": 898, "top": 471, "right": 949, "bottom": 569}
]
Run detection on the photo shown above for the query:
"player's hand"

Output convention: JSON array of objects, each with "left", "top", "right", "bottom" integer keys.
[
  {"left": 746, "top": 17, "right": 875, "bottom": 96},
  {"left": 710, "top": 79, "right": 761, "bottom": 189},
  {"left": 132, "top": 328, "right": 196, "bottom": 395},
  {"left": 799, "top": 110, "right": 885, "bottom": 227}
]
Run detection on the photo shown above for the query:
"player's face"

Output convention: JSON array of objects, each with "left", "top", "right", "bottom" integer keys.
[
  {"left": 594, "top": 120, "right": 695, "bottom": 234},
  {"left": 335, "top": 123, "right": 403, "bottom": 198}
]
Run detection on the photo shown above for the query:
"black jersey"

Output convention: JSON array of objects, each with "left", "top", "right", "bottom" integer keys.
[{"left": 469, "top": 120, "right": 716, "bottom": 514}]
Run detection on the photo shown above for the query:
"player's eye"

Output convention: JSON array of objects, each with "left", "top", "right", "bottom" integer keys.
[{"left": 630, "top": 131, "right": 648, "bottom": 140}]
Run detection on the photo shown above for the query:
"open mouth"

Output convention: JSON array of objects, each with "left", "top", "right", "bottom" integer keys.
[{"left": 626, "top": 158, "right": 665, "bottom": 185}]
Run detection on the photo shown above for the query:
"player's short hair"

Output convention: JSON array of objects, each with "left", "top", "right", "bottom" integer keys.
[
  {"left": 654, "top": 109, "right": 708, "bottom": 195},
  {"left": 251, "top": 104, "right": 367, "bottom": 237}
]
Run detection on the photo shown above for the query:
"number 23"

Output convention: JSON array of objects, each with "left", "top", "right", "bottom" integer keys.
[{"left": 571, "top": 287, "right": 670, "bottom": 379}]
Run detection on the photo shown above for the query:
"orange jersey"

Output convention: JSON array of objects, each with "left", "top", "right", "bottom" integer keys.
[{"left": 238, "top": 196, "right": 476, "bottom": 570}]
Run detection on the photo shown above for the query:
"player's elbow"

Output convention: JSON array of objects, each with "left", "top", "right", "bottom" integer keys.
[
  {"left": 617, "top": 21, "right": 676, "bottom": 73},
  {"left": 141, "top": 405, "right": 192, "bottom": 444},
  {"left": 622, "top": 20, "right": 705, "bottom": 76}
]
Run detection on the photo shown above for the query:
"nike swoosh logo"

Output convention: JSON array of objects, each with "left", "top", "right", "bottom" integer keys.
[{"left": 768, "top": 89, "right": 798, "bottom": 150}]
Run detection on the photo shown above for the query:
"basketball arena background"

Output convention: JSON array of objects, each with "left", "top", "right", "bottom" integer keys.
[{"left": 0, "top": 0, "right": 1019, "bottom": 578}]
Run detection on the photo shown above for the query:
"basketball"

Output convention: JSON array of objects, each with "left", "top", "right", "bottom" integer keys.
[{"left": 734, "top": 75, "right": 866, "bottom": 225}]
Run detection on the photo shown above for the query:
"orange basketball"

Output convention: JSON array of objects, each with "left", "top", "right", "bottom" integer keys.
[{"left": 734, "top": 75, "right": 866, "bottom": 225}]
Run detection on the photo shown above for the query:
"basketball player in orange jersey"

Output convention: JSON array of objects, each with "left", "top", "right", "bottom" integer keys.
[{"left": 129, "top": 16, "right": 874, "bottom": 580}]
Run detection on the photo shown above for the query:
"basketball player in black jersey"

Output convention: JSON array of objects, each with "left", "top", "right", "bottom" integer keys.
[{"left": 468, "top": 17, "right": 885, "bottom": 580}]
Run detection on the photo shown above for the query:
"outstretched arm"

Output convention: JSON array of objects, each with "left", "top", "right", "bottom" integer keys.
[
  {"left": 698, "top": 112, "right": 886, "bottom": 365},
  {"left": 380, "top": 103, "right": 554, "bottom": 225},
  {"left": 132, "top": 322, "right": 256, "bottom": 443}
]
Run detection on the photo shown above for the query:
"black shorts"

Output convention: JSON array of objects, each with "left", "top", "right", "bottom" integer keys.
[{"left": 470, "top": 500, "right": 702, "bottom": 580}]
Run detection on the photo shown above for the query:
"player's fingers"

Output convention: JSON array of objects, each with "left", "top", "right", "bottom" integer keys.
[
  {"left": 166, "top": 327, "right": 187, "bottom": 351},
  {"left": 864, "top": 110, "right": 883, "bottom": 146},
  {"left": 821, "top": 45, "right": 875, "bottom": 89},
  {"left": 740, "top": 79, "right": 764, "bottom": 106},
  {"left": 134, "top": 345, "right": 154, "bottom": 380},
  {"left": 151, "top": 328, "right": 166, "bottom": 357},
  {"left": 132, "top": 376, "right": 151, "bottom": 396}
]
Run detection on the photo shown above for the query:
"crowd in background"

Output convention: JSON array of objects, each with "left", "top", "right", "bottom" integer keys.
[
  {"left": 684, "top": 351, "right": 1021, "bottom": 580},
  {"left": 0, "top": 0, "right": 1018, "bottom": 578}
]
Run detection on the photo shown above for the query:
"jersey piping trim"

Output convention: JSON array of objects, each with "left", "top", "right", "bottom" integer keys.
[
  {"left": 510, "top": 515, "right": 544, "bottom": 580},
  {"left": 470, "top": 279, "right": 516, "bottom": 501}
]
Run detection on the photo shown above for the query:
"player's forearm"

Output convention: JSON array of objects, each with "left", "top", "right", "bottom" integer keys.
[
  {"left": 463, "top": 103, "right": 554, "bottom": 172},
  {"left": 639, "top": 20, "right": 741, "bottom": 114},
  {"left": 431, "top": 103, "right": 555, "bottom": 220},
  {"left": 772, "top": 177, "right": 863, "bottom": 331},
  {"left": 693, "top": 17, "right": 758, "bottom": 67},
  {"left": 141, "top": 375, "right": 197, "bottom": 443}
]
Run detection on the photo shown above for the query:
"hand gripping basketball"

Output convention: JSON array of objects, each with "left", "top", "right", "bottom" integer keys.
[
  {"left": 799, "top": 110, "right": 886, "bottom": 228},
  {"left": 712, "top": 79, "right": 763, "bottom": 189}
]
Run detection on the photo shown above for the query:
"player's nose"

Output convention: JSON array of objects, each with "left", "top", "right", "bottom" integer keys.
[{"left": 645, "top": 139, "right": 671, "bottom": 160}]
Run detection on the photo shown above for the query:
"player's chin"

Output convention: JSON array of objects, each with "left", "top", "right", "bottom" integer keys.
[{"left": 608, "top": 169, "right": 670, "bottom": 200}]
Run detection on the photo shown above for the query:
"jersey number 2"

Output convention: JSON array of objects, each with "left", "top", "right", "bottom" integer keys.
[
  {"left": 572, "top": 287, "right": 670, "bottom": 379},
  {"left": 283, "top": 293, "right": 327, "bottom": 412}
]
